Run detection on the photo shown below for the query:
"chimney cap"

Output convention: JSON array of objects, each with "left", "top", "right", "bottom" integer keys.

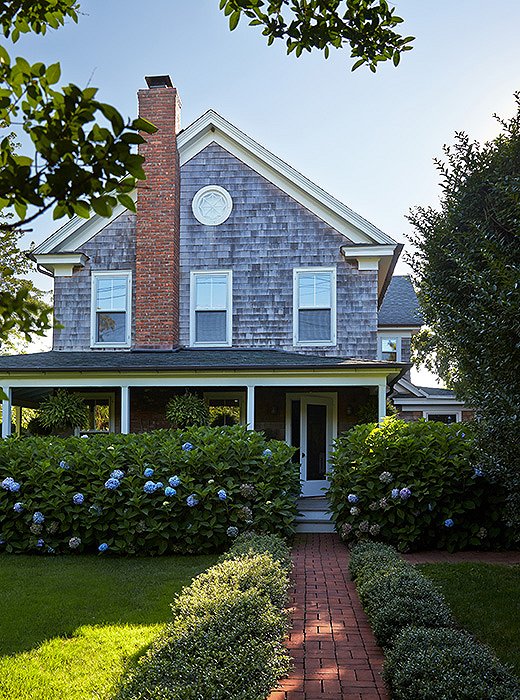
[{"left": 145, "top": 75, "right": 173, "bottom": 89}]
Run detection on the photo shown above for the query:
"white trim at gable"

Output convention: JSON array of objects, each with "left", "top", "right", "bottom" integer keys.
[{"left": 177, "top": 111, "right": 396, "bottom": 247}]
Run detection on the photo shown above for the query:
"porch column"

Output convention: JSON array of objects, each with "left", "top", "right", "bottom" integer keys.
[
  {"left": 246, "top": 384, "right": 255, "bottom": 430},
  {"left": 377, "top": 381, "right": 387, "bottom": 424},
  {"left": 121, "top": 386, "right": 130, "bottom": 434},
  {"left": 14, "top": 406, "right": 22, "bottom": 436},
  {"left": 1, "top": 386, "right": 11, "bottom": 438}
]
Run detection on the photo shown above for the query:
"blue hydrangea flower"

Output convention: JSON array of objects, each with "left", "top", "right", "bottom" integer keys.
[
  {"left": 444, "top": 518, "right": 454, "bottom": 528},
  {"left": 391, "top": 488, "right": 400, "bottom": 499},
  {"left": 59, "top": 460, "right": 70, "bottom": 470},
  {"left": 8, "top": 481, "right": 20, "bottom": 493},
  {"left": 143, "top": 481, "right": 156, "bottom": 494},
  {"left": 182, "top": 442, "right": 194, "bottom": 451},
  {"left": 217, "top": 489, "right": 227, "bottom": 501},
  {"left": 186, "top": 494, "right": 199, "bottom": 507},
  {"left": 32, "top": 511, "right": 45, "bottom": 524},
  {"left": 154, "top": 482, "right": 164, "bottom": 491},
  {"left": 399, "top": 487, "right": 412, "bottom": 500},
  {"left": 227, "top": 526, "right": 239, "bottom": 538},
  {"left": 347, "top": 494, "right": 359, "bottom": 504},
  {"left": 104, "top": 477, "right": 120, "bottom": 490},
  {"left": 164, "top": 486, "right": 176, "bottom": 497},
  {"left": 110, "top": 469, "right": 125, "bottom": 480},
  {"left": 13, "top": 502, "right": 24, "bottom": 513},
  {"left": 1, "top": 477, "right": 14, "bottom": 490},
  {"left": 144, "top": 467, "right": 154, "bottom": 478},
  {"left": 98, "top": 542, "right": 109, "bottom": 552},
  {"left": 473, "top": 467, "right": 484, "bottom": 478},
  {"left": 262, "top": 448, "right": 272, "bottom": 458},
  {"left": 73, "top": 493, "right": 84, "bottom": 505},
  {"left": 36, "top": 539, "right": 44, "bottom": 548},
  {"left": 169, "top": 475, "right": 181, "bottom": 488}
]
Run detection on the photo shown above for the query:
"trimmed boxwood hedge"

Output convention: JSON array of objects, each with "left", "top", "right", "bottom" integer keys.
[
  {"left": 0, "top": 425, "right": 299, "bottom": 555},
  {"left": 114, "top": 533, "right": 292, "bottom": 700},
  {"left": 349, "top": 541, "right": 520, "bottom": 699}
]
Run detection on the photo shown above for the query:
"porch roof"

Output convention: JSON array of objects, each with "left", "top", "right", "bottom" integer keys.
[{"left": 0, "top": 349, "right": 405, "bottom": 374}]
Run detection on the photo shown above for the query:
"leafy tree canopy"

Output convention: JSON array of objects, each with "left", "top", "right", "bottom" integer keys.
[
  {"left": 220, "top": 0, "right": 414, "bottom": 71},
  {"left": 409, "top": 94, "right": 520, "bottom": 530}
]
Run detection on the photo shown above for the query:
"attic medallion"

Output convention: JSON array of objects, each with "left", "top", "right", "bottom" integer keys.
[{"left": 192, "top": 185, "right": 233, "bottom": 226}]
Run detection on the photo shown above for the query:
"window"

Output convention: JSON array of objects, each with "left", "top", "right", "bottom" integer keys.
[
  {"left": 425, "top": 412, "right": 460, "bottom": 424},
  {"left": 204, "top": 392, "right": 245, "bottom": 426},
  {"left": 77, "top": 393, "right": 115, "bottom": 434},
  {"left": 379, "top": 336, "right": 401, "bottom": 362},
  {"left": 190, "top": 271, "right": 232, "bottom": 346},
  {"left": 91, "top": 271, "right": 131, "bottom": 347},
  {"left": 293, "top": 268, "right": 336, "bottom": 345}
]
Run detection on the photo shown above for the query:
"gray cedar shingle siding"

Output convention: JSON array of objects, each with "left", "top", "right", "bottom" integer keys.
[
  {"left": 53, "top": 143, "right": 378, "bottom": 358},
  {"left": 53, "top": 214, "right": 136, "bottom": 350},
  {"left": 179, "top": 143, "right": 378, "bottom": 358}
]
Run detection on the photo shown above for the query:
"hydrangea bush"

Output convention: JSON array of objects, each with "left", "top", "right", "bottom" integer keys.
[
  {"left": 0, "top": 425, "right": 299, "bottom": 555},
  {"left": 329, "top": 418, "right": 511, "bottom": 552}
]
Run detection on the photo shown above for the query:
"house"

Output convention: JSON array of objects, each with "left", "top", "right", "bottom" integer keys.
[
  {"left": 0, "top": 74, "right": 413, "bottom": 507},
  {"left": 378, "top": 275, "right": 474, "bottom": 423}
]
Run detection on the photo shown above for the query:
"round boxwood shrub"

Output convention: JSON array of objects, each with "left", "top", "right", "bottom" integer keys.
[
  {"left": 0, "top": 425, "right": 299, "bottom": 555},
  {"left": 329, "top": 418, "right": 511, "bottom": 552}
]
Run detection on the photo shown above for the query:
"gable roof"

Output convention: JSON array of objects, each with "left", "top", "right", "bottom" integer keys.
[{"left": 378, "top": 275, "right": 423, "bottom": 327}]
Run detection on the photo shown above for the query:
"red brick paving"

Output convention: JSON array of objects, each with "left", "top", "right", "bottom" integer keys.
[
  {"left": 404, "top": 550, "right": 520, "bottom": 565},
  {"left": 270, "top": 534, "right": 388, "bottom": 700}
]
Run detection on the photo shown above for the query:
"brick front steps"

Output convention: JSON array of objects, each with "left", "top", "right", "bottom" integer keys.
[{"left": 270, "top": 534, "right": 388, "bottom": 700}]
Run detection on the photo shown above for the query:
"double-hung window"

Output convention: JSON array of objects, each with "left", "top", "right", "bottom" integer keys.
[
  {"left": 91, "top": 271, "right": 131, "bottom": 348},
  {"left": 190, "top": 270, "right": 232, "bottom": 346},
  {"left": 294, "top": 268, "right": 336, "bottom": 345}
]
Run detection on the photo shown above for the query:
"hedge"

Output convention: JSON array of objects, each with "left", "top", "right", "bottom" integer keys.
[
  {"left": 0, "top": 425, "right": 299, "bottom": 555},
  {"left": 329, "top": 418, "right": 511, "bottom": 552},
  {"left": 350, "top": 541, "right": 520, "bottom": 699},
  {"left": 114, "top": 533, "right": 292, "bottom": 700}
]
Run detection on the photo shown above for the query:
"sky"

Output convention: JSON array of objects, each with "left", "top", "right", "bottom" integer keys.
[{"left": 9, "top": 0, "right": 520, "bottom": 382}]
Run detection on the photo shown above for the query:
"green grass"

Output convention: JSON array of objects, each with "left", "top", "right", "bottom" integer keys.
[
  {"left": 0, "top": 553, "right": 217, "bottom": 700},
  {"left": 420, "top": 562, "right": 520, "bottom": 675}
]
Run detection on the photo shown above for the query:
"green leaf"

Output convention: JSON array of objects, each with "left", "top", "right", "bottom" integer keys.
[
  {"left": 117, "top": 194, "right": 136, "bottom": 212},
  {"left": 46, "top": 62, "right": 61, "bottom": 85}
]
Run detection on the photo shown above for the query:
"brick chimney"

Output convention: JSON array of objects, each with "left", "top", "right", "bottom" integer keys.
[{"left": 134, "top": 75, "right": 181, "bottom": 350}]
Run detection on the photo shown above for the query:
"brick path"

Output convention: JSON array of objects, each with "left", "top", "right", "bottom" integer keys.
[
  {"left": 404, "top": 550, "right": 520, "bottom": 565},
  {"left": 270, "top": 534, "right": 388, "bottom": 700}
]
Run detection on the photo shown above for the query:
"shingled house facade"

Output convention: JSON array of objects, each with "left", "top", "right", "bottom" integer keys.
[{"left": 0, "top": 75, "right": 412, "bottom": 499}]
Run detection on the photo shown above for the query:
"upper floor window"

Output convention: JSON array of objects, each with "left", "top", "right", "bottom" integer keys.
[
  {"left": 378, "top": 336, "right": 401, "bottom": 362},
  {"left": 190, "top": 270, "right": 232, "bottom": 347},
  {"left": 91, "top": 271, "right": 131, "bottom": 348},
  {"left": 293, "top": 268, "right": 336, "bottom": 346}
]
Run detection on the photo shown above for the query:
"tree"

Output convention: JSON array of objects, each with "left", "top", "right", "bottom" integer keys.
[
  {"left": 221, "top": 0, "right": 414, "bottom": 72},
  {"left": 409, "top": 94, "right": 520, "bottom": 534}
]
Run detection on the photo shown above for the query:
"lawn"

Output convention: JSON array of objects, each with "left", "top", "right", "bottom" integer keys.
[
  {"left": 420, "top": 562, "right": 520, "bottom": 675},
  {"left": 0, "top": 553, "right": 217, "bottom": 700}
]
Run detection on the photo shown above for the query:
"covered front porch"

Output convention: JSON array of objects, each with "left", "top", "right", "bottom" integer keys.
[{"left": 0, "top": 349, "right": 405, "bottom": 498}]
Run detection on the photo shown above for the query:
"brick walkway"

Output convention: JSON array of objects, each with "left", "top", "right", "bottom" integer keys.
[
  {"left": 404, "top": 550, "right": 520, "bottom": 565},
  {"left": 270, "top": 534, "right": 388, "bottom": 700}
]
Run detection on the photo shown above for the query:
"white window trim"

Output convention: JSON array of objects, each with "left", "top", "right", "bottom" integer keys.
[
  {"left": 90, "top": 271, "right": 132, "bottom": 349},
  {"left": 423, "top": 409, "right": 462, "bottom": 423},
  {"left": 75, "top": 392, "right": 116, "bottom": 434},
  {"left": 204, "top": 391, "right": 246, "bottom": 424},
  {"left": 190, "top": 270, "right": 233, "bottom": 347},
  {"left": 377, "top": 333, "right": 402, "bottom": 362},
  {"left": 293, "top": 267, "right": 336, "bottom": 347}
]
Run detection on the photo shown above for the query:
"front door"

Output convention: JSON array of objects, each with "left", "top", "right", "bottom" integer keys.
[{"left": 299, "top": 396, "right": 334, "bottom": 497}]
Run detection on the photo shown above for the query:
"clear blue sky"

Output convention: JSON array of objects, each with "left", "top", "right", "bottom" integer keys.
[{"left": 12, "top": 0, "right": 520, "bottom": 378}]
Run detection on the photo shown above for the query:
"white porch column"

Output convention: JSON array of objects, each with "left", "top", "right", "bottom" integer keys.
[
  {"left": 2, "top": 386, "right": 12, "bottom": 438},
  {"left": 377, "top": 381, "right": 387, "bottom": 424},
  {"left": 14, "top": 406, "right": 22, "bottom": 436},
  {"left": 246, "top": 384, "right": 255, "bottom": 430},
  {"left": 120, "top": 386, "right": 130, "bottom": 434}
]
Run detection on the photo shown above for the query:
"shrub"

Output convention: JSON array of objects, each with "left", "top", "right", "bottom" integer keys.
[
  {"left": 38, "top": 389, "right": 89, "bottom": 432},
  {"left": 221, "top": 532, "right": 292, "bottom": 573},
  {"left": 329, "top": 417, "right": 511, "bottom": 552},
  {"left": 165, "top": 392, "right": 210, "bottom": 429},
  {"left": 385, "top": 626, "right": 520, "bottom": 700},
  {"left": 115, "top": 536, "right": 291, "bottom": 700},
  {"left": 0, "top": 425, "right": 299, "bottom": 555}
]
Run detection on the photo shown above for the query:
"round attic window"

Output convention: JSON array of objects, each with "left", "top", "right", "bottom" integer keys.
[{"left": 192, "top": 186, "right": 233, "bottom": 226}]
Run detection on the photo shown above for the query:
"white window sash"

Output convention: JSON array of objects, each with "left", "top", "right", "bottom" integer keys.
[
  {"left": 293, "top": 267, "right": 336, "bottom": 346},
  {"left": 377, "top": 334, "right": 402, "bottom": 362},
  {"left": 90, "top": 271, "right": 132, "bottom": 348},
  {"left": 190, "top": 270, "right": 232, "bottom": 347}
]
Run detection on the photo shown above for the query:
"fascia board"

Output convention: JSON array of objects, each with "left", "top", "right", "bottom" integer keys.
[
  {"left": 178, "top": 110, "right": 397, "bottom": 246},
  {"left": 377, "top": 325, "right": 422, "bottom": 333},
  {"left": 33, "top": 191, "right": 137, "bottom": 255},
  {"left": 394, "top": 398, "right": 465, "bottom": 406},
  {"left": 394, "top": 377, "right": 427, "bottom": 397}
]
